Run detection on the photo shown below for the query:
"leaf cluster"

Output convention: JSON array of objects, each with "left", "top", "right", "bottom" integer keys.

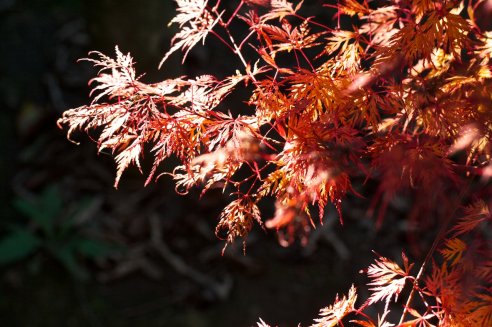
[{"left": 57, "top": 0, "right": 492, "bottom": 324}]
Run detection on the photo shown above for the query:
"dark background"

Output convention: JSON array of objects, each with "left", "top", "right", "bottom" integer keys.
[{"left": 0, "top": 1, "right": 411, "bottom": 326}]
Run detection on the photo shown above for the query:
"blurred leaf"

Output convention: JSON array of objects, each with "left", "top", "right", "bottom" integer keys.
[
  {"left": 40, "top": 186, "right": 63, "bottom": 222},
  {"left": 60, "top": 197, "right": 94, "bottom": 234},
  {"left": 74, "top": 238, "right": 113, "bottom": 259},
  {"left": 51, "top": 246, "right": 89, "bottom": 281},
  {"left": 0, "top": 229, "right": 40, "bottom": 264},
  {"left": 16, "top": 102, "right": 44, "bottom": 139},
  {"left": 13, "top": 186, "right": 63, "bottom": 237}
]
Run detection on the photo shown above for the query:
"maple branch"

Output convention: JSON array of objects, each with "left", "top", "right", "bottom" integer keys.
[
  {"left": 398, "top": 183, "right": 471, "bottom": 325},
  {"left": 58, "top": 3, "right": 492, "bottom": 324},
  {"left": 293, "top": 49, "right": 301, "bottom": 69},
  {"left": 213, "top": 6, "right": 257, "bottom": 83},
  {"left": 226, "top": 0, "right": 244, "bottom": 27},
  {"left": 209, "top": 30, "right": 236, "bottom": 53},
  {"left": 239, "top": 29, "right": 256, "bottom": 51},
  {"left": 293, "top": 14, "right": 333, "bottom": 32},
  {"left": 298, "top": 49, "right": 315, "bottom": 72}
]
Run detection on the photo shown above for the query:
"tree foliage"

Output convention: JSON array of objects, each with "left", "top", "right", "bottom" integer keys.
[{"left": 58, "top": 0, "right": 492, "bottom": 325}]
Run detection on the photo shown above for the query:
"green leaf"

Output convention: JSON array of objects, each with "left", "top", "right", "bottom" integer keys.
[
  {"left": 74, "top": 239, "right": 113, "bottom": 259},
  {"left": 13, "top": 186, "right": 63, "bottom": 237},
  {"left": 41, "top": 186, "right": 63, "bottom": 219},
  {"left": 51, "top": 246, "right": 89, "bottom": 281},
  {"left": 0, "top": 229, "right": 40, "bottom": 265}
]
